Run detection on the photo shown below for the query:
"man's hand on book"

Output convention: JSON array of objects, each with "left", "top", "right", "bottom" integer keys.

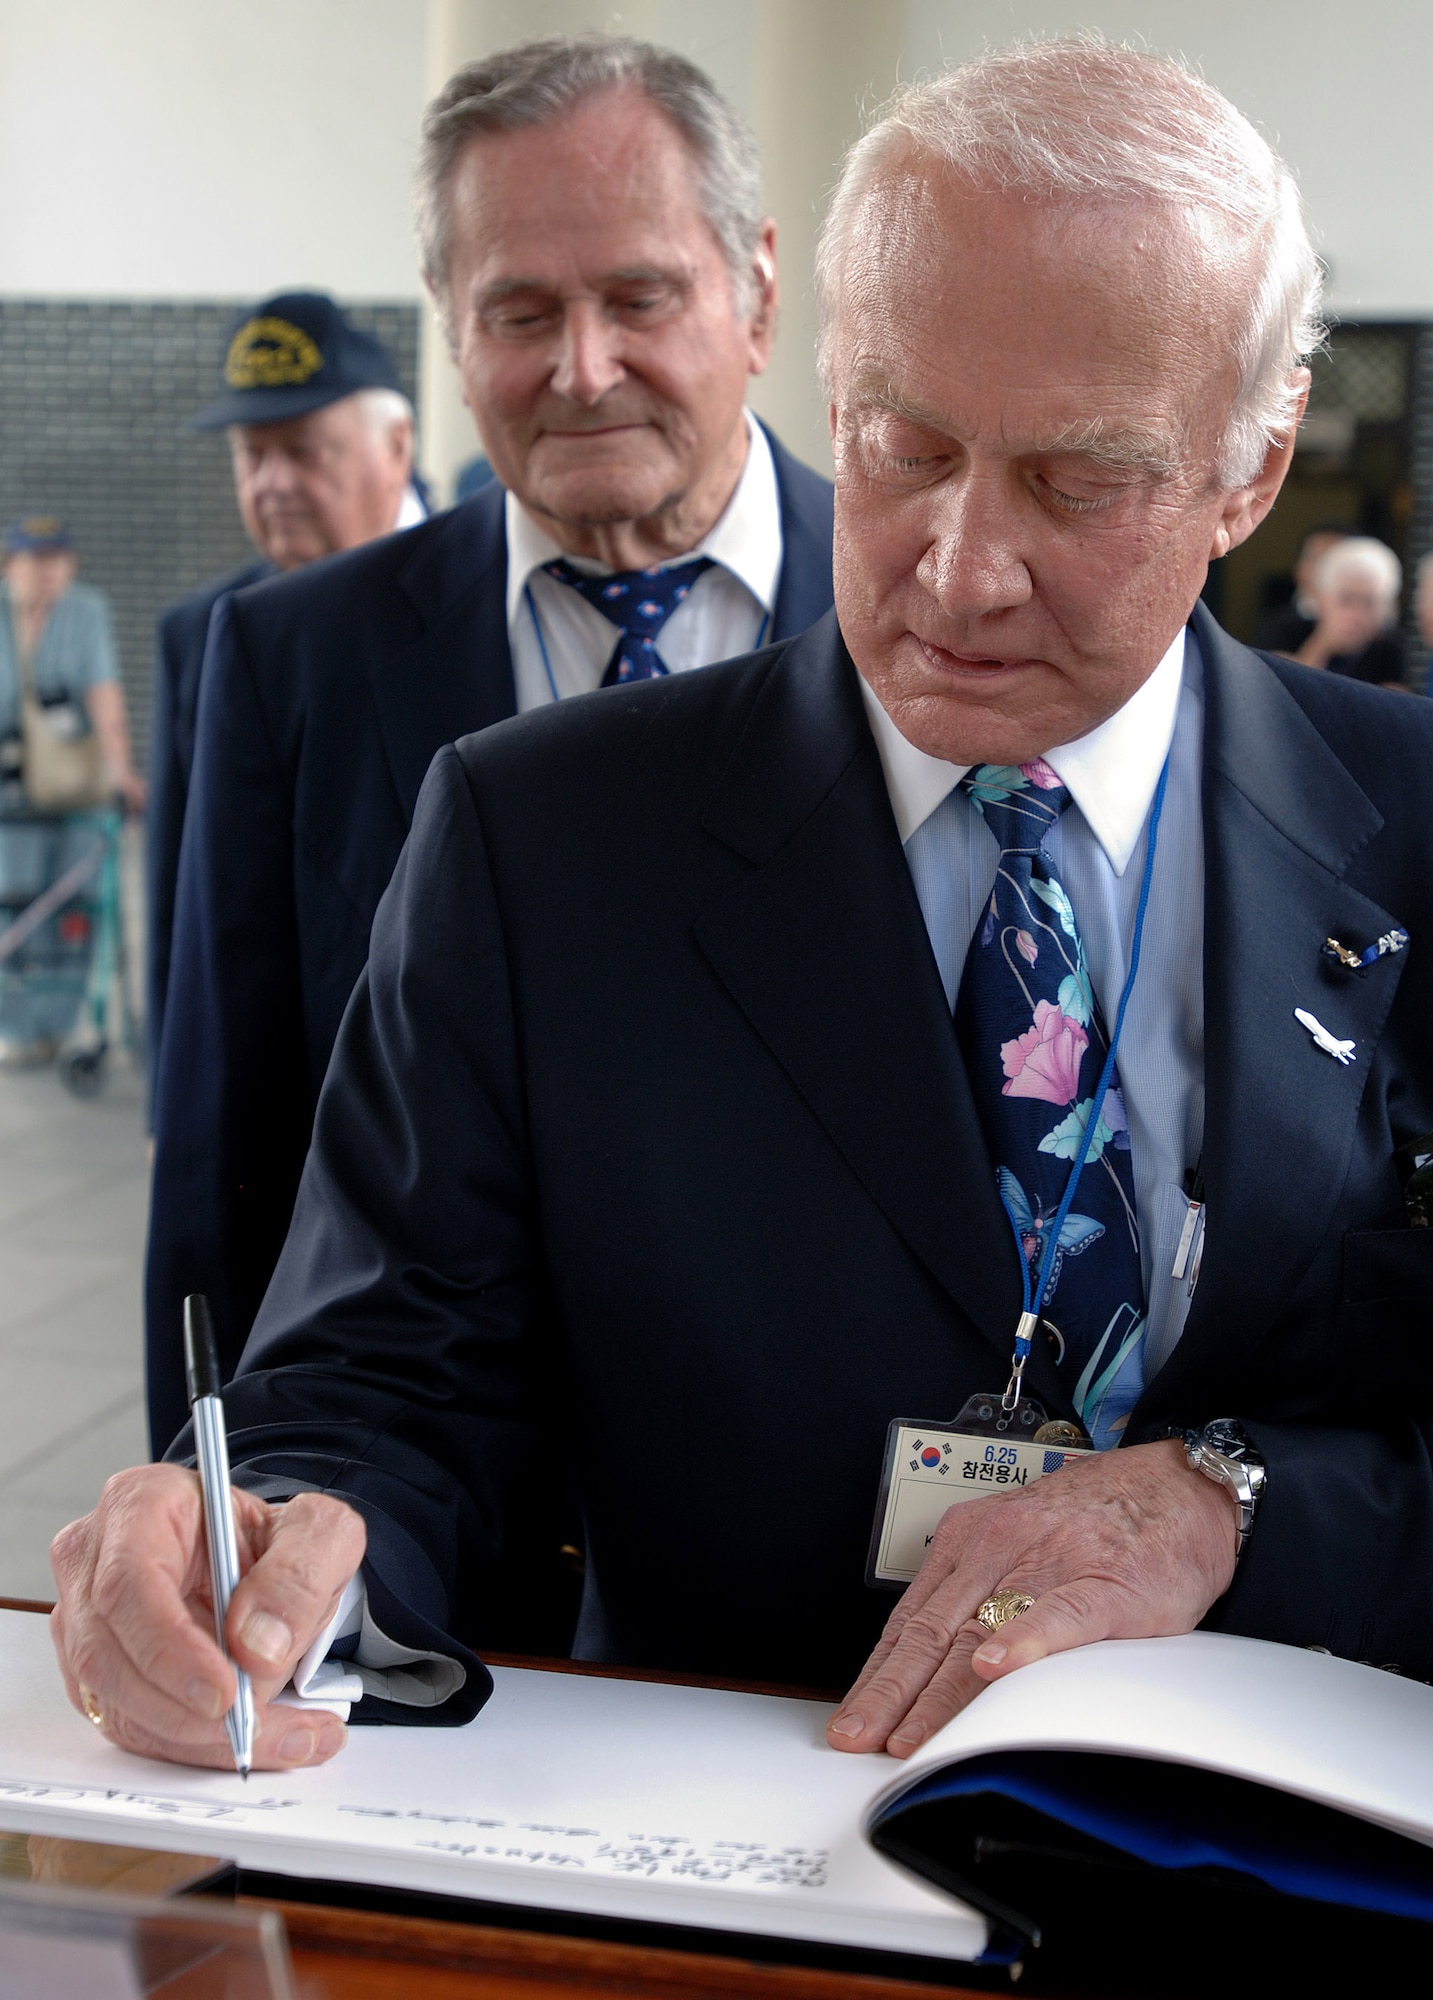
[
  {"left": 828, "top": 1438, "right": 1239, "bottom": 1757},
  {"left": 49, "top": 1463, "right": 364, "bottom": 1769}
]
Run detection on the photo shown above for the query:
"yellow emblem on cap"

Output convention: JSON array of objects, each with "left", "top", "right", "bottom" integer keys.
[{"left": 225, "top": 316, "right": 324, "bottom": 390}]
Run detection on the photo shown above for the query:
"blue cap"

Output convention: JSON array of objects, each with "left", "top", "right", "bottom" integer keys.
[
  {"left": 4, "top": 516, "right": 74, "bottom": 554},
  {"left": 191, "top": 291, "right": 405, "bottom": 430}
]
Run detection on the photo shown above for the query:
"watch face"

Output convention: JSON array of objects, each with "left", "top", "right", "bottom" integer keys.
[{"left": 1204, "top": 1419, "right": 1247, "bottom": 1456}]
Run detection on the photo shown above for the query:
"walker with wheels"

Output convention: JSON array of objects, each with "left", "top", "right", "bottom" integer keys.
[{"left": 0, "top": 806, "right": 133, "bottom": 1096}]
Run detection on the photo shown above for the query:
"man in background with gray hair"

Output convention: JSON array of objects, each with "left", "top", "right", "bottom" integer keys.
[
  {"left": 147, "top": 295, "right": 422, "bottom": 1080},
  {"left": 143, "top": 39, "right": 834, "bottom": 1456},
  {"left": 58, "top": 39, "right": 1433, "bottom": 1777}
]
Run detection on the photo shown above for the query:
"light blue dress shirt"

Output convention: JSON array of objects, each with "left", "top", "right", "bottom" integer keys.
[{"left": 864, "top": 628, "right": 1207, "bottom": 1377}]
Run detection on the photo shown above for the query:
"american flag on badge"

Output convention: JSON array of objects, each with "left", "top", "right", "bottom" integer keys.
[{"left": 1042, "top": 1450, "right": 1067, "bottom": 1474}]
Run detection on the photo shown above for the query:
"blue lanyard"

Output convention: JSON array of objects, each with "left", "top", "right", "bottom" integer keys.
[
  {"left": 522, "top": 579, "right": 770, "bottom": 704},
  {"left": 998, "top": 752, "right": 1171, "bottom": 1413}
]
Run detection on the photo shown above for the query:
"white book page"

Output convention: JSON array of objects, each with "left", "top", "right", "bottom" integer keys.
[
  {"left": 869, "top": 1630, "right": 1433, "bottom": 1847},
  {"left": 0, "top": 1611, "right": 982, "bottom": 1964}
]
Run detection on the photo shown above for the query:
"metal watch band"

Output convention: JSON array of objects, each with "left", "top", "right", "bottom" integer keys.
[{"left": 1183, "top": 1421, "right": 1265, "bottom": 1561}]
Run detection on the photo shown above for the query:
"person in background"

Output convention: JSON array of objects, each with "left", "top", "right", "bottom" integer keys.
[
  {"left": 0, "top": 517, "right": 144, "bottom": 1065},
  {"left": 1254, "top": 522, "right": 1351, "bottom": 654},
  {"left": 143, "top": 35, "right": 835, "bottom": 1464},
  {"left": 1293, "top": 535, "right": 1408, "bottom": 688},
  {"left": 146, "top": 294, "right": 422, "bottom": 1069}
]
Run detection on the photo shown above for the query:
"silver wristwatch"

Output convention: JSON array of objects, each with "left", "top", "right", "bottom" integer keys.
[{"left": 1184, "top": 1419, "right": 1265, "bottom": 1561}]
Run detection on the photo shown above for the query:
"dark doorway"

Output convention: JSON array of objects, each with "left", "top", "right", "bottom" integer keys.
[{"left": 1205, "top": 322, "right": 1419, "bottom": 657}]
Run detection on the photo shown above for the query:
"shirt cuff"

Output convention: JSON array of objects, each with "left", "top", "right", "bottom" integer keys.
[{"left": 272, "top": 1574, "right": 469, "bottom": 1720}]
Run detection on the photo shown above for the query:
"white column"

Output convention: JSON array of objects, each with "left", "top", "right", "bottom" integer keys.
[{"left": 745, "top": 1, "right": 904, "bottom": 476}]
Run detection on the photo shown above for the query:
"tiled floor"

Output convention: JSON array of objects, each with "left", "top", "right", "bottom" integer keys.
[{"left": 0, "top": 1054, "right": 149, "bottom": 1600}]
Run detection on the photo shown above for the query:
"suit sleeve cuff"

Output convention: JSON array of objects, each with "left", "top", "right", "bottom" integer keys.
[
  {"left": 275, "top": 1572, "right": 469, "bottom": 1718},
  {"left": 228, "top": 1471, "right": 495, "bottom": 1727}
]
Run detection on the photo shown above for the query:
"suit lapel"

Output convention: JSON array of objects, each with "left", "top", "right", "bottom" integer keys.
[
  {"left": 1157, "top": 608, "right": 1407, "bottom": 1398},
  {"left": 690, "top": 603, "right": 1407, "bottom": 1413},
  {"left": 694, "top": 615, "right": 1050, "bottom": 1387},
  {"left": 368, "top": 487, "right": 518, "bottom": 823}
]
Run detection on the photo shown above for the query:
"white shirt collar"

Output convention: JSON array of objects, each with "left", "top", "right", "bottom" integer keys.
[
  {"left": 860, "top": 625, "right": 1188, "bottom": 876},
  {"left": 504, "top": 409, "right": 780, "bottom": 625},
  {"left": 395, "top": 485, "right": 426, "bottom": 530}
]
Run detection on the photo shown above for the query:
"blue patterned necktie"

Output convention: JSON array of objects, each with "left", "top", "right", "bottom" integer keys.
[
  {"left": 544, "top": 556, "right": 715, "bottom": 686},
  {"left": 954, "top": 761, "right": 1147, "bottom": 1449}
]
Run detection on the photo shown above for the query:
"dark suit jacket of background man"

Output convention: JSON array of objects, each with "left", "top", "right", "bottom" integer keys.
[
  {"left": 146, "top": 432, "right": 836, "bottom": 1453},
  {"left": 206, "top": 601, "right": 1433, "bottom": 1718},
  {"left": 147, "top": 559, "right": 271, "bottom": 1075}
]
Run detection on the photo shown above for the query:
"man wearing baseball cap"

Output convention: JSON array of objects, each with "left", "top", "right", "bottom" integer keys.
[{"left": 146, "top": 293, "right": 423, "bottom": 1069}]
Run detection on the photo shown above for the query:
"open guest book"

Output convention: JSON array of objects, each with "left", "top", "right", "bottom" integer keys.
[{"left": 2, "top": 1610, "right": 1432, "bottom": 1983}]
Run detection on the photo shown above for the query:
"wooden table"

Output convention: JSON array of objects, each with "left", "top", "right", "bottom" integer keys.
[
  {"left": 266, "top": 1897, "right": 996, "bottom": 1999},
  {"left": 4, "top": 1599, "right": 996, "bottom": 1999}
]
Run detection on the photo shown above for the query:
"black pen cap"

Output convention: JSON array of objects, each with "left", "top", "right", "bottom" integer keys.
[{"left": 183, "top": 1294, "right": 223, "bottom": 1406}]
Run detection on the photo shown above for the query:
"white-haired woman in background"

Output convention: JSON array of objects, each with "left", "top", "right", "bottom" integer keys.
[{"left": 1294, "top": 535, "right": 1408, "bottom": 689}]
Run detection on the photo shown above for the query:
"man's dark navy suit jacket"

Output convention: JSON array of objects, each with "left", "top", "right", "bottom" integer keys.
[
  {"left": 147, "top": 433, "right": 835, "bottom": 1452},
  {"left": 147, "top": 558, "right": 270, "bottom": 1072},
  {"left": 207, "top": 602, "right": 1433, "bottom": 1716}
]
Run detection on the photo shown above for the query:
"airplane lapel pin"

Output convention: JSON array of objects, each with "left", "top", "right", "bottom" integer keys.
[{"left": 1294, "top": 1007, "right": 1357, "bottom": 1066}]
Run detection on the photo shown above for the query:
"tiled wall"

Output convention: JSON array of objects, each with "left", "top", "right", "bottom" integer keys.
[{"left": 0, "top": 299, "right": 421, "bottom": 756}]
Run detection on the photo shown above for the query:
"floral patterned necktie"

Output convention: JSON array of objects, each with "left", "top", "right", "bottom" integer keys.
[
  {"left": 954, "top": 760, "right": 1147, "bottom": 1449},
  {"left": 544, "top": 557, "right": 715, "bottom": 685}
]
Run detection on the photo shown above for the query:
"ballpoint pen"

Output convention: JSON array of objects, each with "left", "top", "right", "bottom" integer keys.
[{"left": 184, "top": 1293, "right": 255, "bottom": 1779}]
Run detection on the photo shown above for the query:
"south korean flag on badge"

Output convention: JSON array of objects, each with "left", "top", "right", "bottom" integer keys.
[{"left": 908, "top": 1436, "right": 954, "bottom": 1478}]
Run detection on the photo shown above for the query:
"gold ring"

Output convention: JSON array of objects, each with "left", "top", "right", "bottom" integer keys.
[
  {"left": 80, "top": 1687, "right": 105, "bottom": 1730},
  {"left": 975, "top": 1590, "right": 1036, "bottom": 1634}
]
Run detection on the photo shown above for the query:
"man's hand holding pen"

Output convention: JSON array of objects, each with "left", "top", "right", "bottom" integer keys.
[{"left": 49, "top": 1464, "right": 363, "bottom": 1772}]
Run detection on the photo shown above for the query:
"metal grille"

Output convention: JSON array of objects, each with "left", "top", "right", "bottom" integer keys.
[
  {"left": 0, "top": 299, "right": 421, "bottom": 758},
  {"left": 1313, "top": 328, "right": 1408, "bottom": 420}
]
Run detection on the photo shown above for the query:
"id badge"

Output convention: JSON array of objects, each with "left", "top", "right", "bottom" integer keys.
[{"left": 866, "top": 1418, "right": 1092, "bottom": 1588}]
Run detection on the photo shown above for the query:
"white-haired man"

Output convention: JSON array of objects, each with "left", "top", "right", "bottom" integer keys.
[
  {"left": 59, "top": 40, "right": 1433, "bottom": 1777},
  {"left": 143, "top": 42, "right": 835, "bottom": 1458},
  {"left": 147, "top": 291, "right": 421, "bottom": 1071}
]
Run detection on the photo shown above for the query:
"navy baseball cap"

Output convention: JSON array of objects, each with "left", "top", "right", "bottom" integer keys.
[
  {"left": 4, "top": 515, "right": 74, "bottom": 554},
  {"left": 191, "top": 291, "right": 405, "bottom": 430}
]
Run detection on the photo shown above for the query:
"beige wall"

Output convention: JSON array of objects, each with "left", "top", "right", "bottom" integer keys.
[
  {"left": 902, "top": 0, "right": 1433, "bottom": 319},
  {"left": 6, "top": 1, "right": 1433, "bottom": 499},
  {"left": 0, "top": 0, "right": 426, "bottom": 297}
]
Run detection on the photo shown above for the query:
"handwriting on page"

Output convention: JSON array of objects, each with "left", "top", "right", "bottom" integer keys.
[
  {"left": 0, "top": 1782, "right": 830, "bottom": 1890},
  {"left": 341, "top": 1806, "right": 828, "bottom": 1885},
  {"left": 0, "top": 1780, "right": 301, "bottom": 1824}
]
